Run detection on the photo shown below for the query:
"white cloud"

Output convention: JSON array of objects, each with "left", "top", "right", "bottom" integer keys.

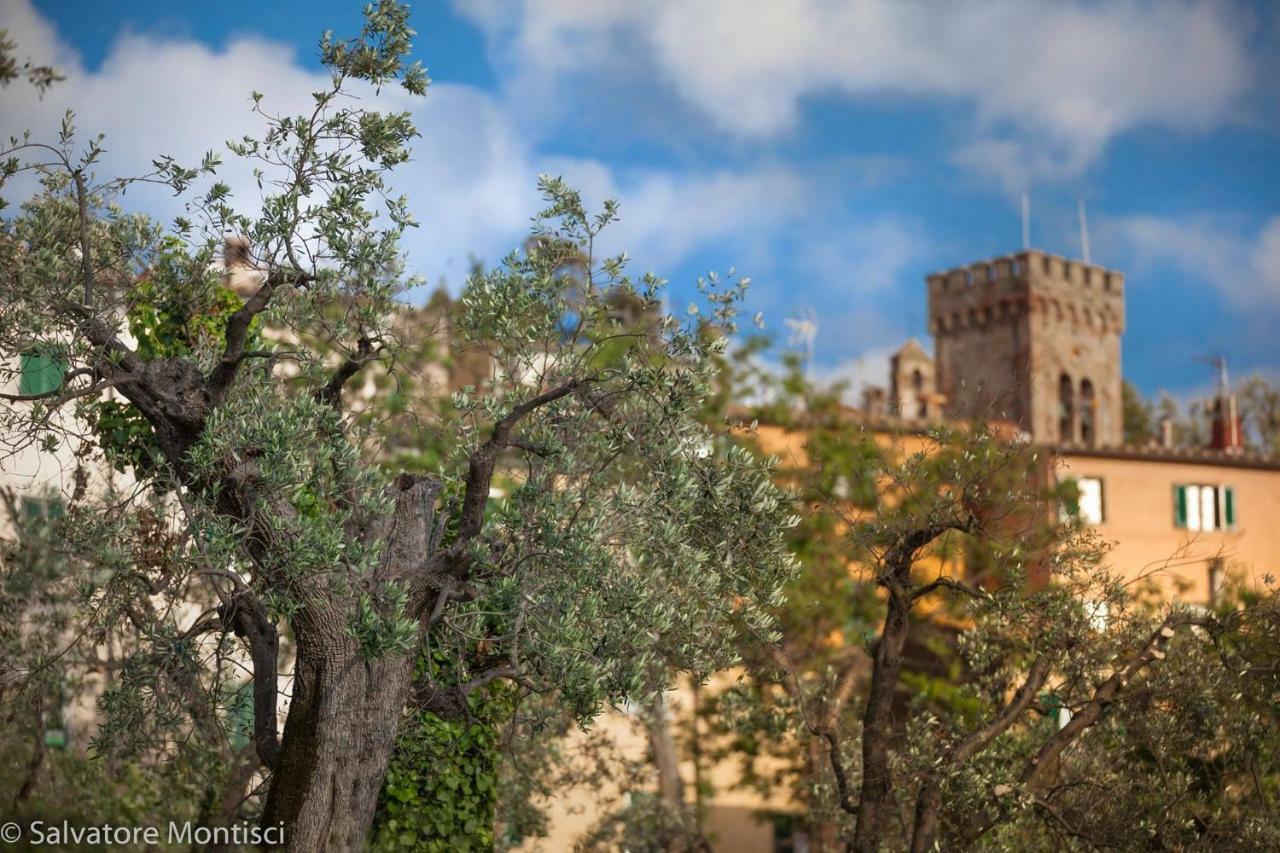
[
  {"left": 809, "top": 346, "right": 897, "bottom": 404},
  {"left": 1104, "top": 213, "right": 1280, "bottom": 312},
  {"left": 0, "top": 0, "right": 541, "bottom": 287},
  {"left": 799, "top": 217, "right": 917, "bottom": 295},
  {"left": 0, "top": 0, "right": 865, "bottom": 300},
  {"left": 542, "top": 158, "right": 810, "bottom": 273},
  {"left": 457, "top": 0, "right": 1256, "bottom": 187},
  {"left": 0, "top": 0, "right": 940, "bottom": 376}
]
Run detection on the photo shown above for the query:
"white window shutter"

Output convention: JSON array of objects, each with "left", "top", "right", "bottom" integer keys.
[
  {"left": 1079, "top": 478, "right": 1103, "bottom": 525},
  {"left": 1200, "top": 485, "right": 1217, "bottom": 532}
]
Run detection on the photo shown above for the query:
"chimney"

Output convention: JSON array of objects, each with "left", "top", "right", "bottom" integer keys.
[
  {"left": 862, "top": 386, "right": 888, "bottom": 420},
  {"left": 1208, "top": 395, "right": 1244, "bottom": 454},
  {"left": 1159, "top": 417, "right": 1174, "bottom": 449}
]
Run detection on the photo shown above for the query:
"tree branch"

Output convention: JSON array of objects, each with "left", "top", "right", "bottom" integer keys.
[
  {"left": 962, "top": 615, "right": 1212, "bottom": 846},
  {"left": 73, "top": 170, "right": 93, "bottom": 308},
  {"left": 207, "top": 283, "right": 275, "bottom": 398},
  {"left": 1018, "top": 620, "right": 1182, "bottom": 790},
  {"left": 410, "top": 662, "right": 527, "bottom": 719},
  {"left": 316, "top": 336, "right": 373, "bottom": 411},
  {"left": 910, "top": 574, "right": 985, "bottom": 603},
  {"left": 0, "top": 367, "right": 95, "bottom": 402},
  {"left": 219, "top": 588, "right": 282, "bottom": 771},
  {"left": 909, "top": 654, "right": 1055, "bottom": 852},
  {"left": 206, "top": 268, "right": 311, "bottom": 400},
  {"left": 455, "top": 376, "right": 594, "bottom": 543},
  {"left": 850, "top": 515, "right": 974, "bottom": 853}
]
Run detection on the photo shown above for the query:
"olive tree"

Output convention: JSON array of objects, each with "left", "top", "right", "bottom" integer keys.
[
  {"left": 0, "top": 4, "right": 796, "bottom": 848},
  {"left": 713, "top": 385, "right": 1278, "bottom": 852}
]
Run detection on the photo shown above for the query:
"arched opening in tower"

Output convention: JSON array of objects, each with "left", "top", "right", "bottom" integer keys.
[
  {"left": 1059, "top": 373, "right": 1075, "bottom": 443},
  {"left": 1080, "top": 379, "right": 1096, "bottom": 448}
]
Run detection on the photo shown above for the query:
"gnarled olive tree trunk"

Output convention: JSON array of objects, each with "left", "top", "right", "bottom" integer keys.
[{"left": 261, "top": 636, "right": 415, "bottom": 850}]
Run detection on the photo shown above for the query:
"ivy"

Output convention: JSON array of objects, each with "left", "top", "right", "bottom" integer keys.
[
  {"left": 371, "top": 646, "right": 510, "bottom": 852},
  {"left": 81, "top": 237, "right": 264, "bottom": 475},
  {"left": 371, "top": 710, "right": 500, "bottom": 852}
]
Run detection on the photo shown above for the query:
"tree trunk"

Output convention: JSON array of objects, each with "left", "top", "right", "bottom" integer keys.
[
  {"left": 648, "top": 690, "right": 686, "bottom": 810},
  {"left": 261, "top": 635, "right": 416, "bottom": 851},
  {"left": 908, "top": 786, "right": 942, "bottom": 853},
  {"left": 806, "top": 736, "right": 843, "bottom": 852},
  {"left": 852, "top": 590, "right": 911, "bottom": 853}
]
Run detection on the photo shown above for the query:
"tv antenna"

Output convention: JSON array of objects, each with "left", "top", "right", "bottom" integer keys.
[
  {"left": 784, "top": 307, "right": 819, "bottom": 378},
  {"left": 1194, "top": 353, "right": 1230, "bottom": 397}
]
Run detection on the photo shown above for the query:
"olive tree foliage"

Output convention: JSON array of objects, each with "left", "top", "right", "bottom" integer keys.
[
  {"left": 0, "top": 3, "right": 796, "bottom": 848},
  {"left": 0, "top": 29, "right": 61, "bottom": 93},
  {"left": 709, "top": 370, "right": 1278, "bottom": 852}
]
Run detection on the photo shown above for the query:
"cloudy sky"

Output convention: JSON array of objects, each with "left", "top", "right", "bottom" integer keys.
[{"left": 3, "top": 0, "right": 1278, "bottom": 398}]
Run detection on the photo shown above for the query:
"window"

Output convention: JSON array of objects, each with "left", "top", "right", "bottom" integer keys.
[
  {"left": 21, "top": 496, "right": 65, "bottom": 522},
  {"left": 1061, "top": 476, "right": 1104, "bottom": 525},
  {"left": 1174, "top": 484, "right": 1236, "bottom": 532},
  {"left": 19, "top": 349, "right": 67, "bottom": 397},
  {"left": 771, "top": 813, "right": 811, "bottom": 853},
  {"left": 18, "top": 497, "right": 65, "bottom": 544},
  {"left": 1058, "top": 373, "right": 1074, "bottom": 442},
  {"left": 911, "top": 369, "right": 927, "bottom": 418},
  {"left": 1079, "top": 379, "right": 1096, "bottom": 447},
  {"left": 1077, "top": 477, "right": 1104, "bottom": 524},
  {"left": 1084, "top": 598, "right": 1110, "bottom": 631}
]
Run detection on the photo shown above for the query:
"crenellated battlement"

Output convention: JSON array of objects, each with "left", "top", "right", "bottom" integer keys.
[
  {"left": 928, "top": 249, "right": 1124, "bottom": 335},
  {"left": 927, "top": 250, "right": 1124, "bottom": 296}
]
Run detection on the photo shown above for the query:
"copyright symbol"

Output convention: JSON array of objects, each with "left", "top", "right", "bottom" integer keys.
[{"left": 0, "top": 822, "right": 21, "bottom": 842}]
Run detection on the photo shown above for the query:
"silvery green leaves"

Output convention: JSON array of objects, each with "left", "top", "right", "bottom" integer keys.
[{"left": 433, "top": 177, "right": 797, "bottom": 719}]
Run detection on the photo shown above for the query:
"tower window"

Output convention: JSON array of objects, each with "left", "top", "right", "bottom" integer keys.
[
  {"left": 912, "top": 369, "right": 926, "bottom": 418},
  {"left": 1058, "top": 373, "right": 1074, "bottom": 443},
  {"left": 1079, "top": 379, "right": 1096, "bottom": 447}
]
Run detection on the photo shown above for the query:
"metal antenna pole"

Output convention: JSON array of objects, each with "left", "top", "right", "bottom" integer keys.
[
  {"left": 1078, "top": 198, "right": 1092, "bottom": 264},
  {"left": 1021, "top": 193, "right": 1030, "bottom": 250}
]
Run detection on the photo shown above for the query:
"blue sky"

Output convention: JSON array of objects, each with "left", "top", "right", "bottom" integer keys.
[{"left": 4, "top": 0, "right": 1279, "bottom": 399}]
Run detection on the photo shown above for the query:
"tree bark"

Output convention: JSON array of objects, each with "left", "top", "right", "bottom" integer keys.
[
  {"left": 260, "top": 634, "right": 416, "bottom": 851},
  {"left": 648, "top": 690, "right": 686, "bottom": 811},
  {"left": 258, "top": 476, "right": 444, "bottom": 851},
  {"left": 851, "top": 585, "right": 910, "bottom": 853},
  {"left": 849, "top": 523, "right": 962, "bottom": 852}
]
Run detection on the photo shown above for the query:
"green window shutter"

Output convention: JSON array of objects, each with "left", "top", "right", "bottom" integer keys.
[
  {"left": 1223, "top": 486, "right": 1236, "bottom": 529},
  {"left": 19, "top": 350, "right": 67, "bottom": 396},
  {"left": 1173, "top": 485, "right": 1187, "bottom": 528},
  {"left": 21, "top": 497, "right": 43, "bottom": 522},
  {"left": 21, "top": 497, "right": 64, "bottom": 525}
]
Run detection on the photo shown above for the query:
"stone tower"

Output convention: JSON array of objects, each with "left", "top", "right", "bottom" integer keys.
[
  {"left": 889, "top": 338, "right": 939, "bottom": 421},
  {"left": 927, "top": 250, "right": 1125, "bottom": 447}
]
